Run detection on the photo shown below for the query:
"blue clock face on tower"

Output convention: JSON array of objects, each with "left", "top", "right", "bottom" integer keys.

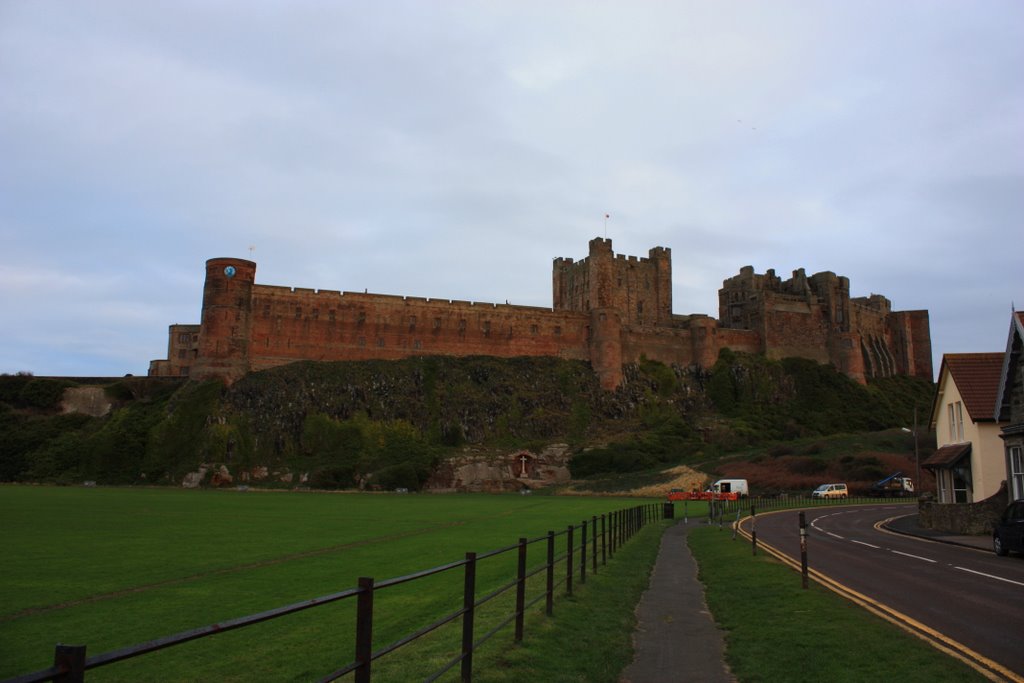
[{"left": 224, "top": 266, "right": 236, "bottom": 278}]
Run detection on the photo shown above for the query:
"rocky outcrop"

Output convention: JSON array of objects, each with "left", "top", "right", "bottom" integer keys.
[
  {"left": 424, "top": 444, "right": 572, "bottom": 493},
  {"left": 61, "top": 386, "right": 112, "bottom": 417}
]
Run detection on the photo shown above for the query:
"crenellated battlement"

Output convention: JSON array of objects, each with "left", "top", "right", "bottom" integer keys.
[{"left": 151, "top": 238, "right": 932, "bottom": 387}]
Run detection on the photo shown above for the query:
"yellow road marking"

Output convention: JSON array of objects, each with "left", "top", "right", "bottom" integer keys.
[{"left": 734, "top": 510, "right": 1023, "bottom": 683}]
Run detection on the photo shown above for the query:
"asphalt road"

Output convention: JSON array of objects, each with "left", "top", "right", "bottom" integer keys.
[{"left": 739, "top": 504, "right": 1024, "bottom": 681}]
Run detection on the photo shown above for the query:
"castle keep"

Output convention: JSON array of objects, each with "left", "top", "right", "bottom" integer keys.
[{"left": 149, "top": 238, "right": 932, "bottom": 388}]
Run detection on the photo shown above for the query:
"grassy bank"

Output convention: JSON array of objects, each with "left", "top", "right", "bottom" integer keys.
[{"left": 688, "top": 525, "right": 988, "bottom": 682}]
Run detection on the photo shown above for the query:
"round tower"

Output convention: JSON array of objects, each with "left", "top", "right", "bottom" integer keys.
[{"left": 192, "top": 257, "right": 256, "bottom": 384}]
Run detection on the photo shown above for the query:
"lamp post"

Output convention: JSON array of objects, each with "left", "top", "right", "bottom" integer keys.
[{"left": 901, "top": 406, "right": 920, "bottom": 494}]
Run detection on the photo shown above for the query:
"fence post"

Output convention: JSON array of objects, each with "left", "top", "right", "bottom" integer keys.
[
  {"left": 751, "top": 506, "right": 757, "bottom": 556},
  {"left": 354, "top": 577, "right": 374, "bottom": 683},
  {"left": 53, "top": 644, "right": 86, "bottom": 683},
  {"left": 461, "top": 553, "right": 477, "bottom": 682},
  {"left": 580, "top": 520, "right": 587, "bottom": 584},
  {"left": 601, "top": 513, "right": 607, "bottom": 565},
  {"left": 515, "top": 538, "right": 527, "bottom": 642},
  {"left": 546, "top": 531, "right": 555, "bottom": 616},
  {"left": 591, "top": 515, "right": 598, "bottom": 573},
  {"left": 566, "top": 525, "right": 574, "bottom": 597},
  {"left": 799, "top": 512, "right": 809, "bottom": 589}
]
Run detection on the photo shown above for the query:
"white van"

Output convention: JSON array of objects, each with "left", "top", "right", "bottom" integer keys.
[
  {"left": 811, "top": 483, "right": 848, "bottom": 499},
  {"left": 711, "top": 479, "right": 749, "bottom": 497}
]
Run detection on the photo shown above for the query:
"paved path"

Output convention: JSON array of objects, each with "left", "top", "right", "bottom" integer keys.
[{"left": 619, "top": 520, "right": 735, "bottom": 683}]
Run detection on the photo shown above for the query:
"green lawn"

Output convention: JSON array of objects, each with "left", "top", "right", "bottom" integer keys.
[{"left": 0, "top": 486, "right": 658, "bottom": 681}]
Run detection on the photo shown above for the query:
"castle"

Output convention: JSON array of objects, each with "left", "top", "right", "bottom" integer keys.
[{"left": 149, "top": 238, "right": 933, "bottom": 388}]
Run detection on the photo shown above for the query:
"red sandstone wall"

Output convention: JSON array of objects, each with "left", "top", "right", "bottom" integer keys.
[
  {"left": 760, "top": 294, "right": 831, "bottom": 364},
  {"left": 245, "top": 285, "right": 590, "bottom": 373}
]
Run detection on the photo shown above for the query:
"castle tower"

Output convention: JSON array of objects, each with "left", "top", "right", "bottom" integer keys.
[
  {"left": 192, "top": 257, "right": 256, "bottom": 384},
  {"left": 585, "top": 238, "right": 623, "bottom": 388}
]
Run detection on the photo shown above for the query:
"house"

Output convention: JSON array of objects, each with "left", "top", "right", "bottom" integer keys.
[
  {"left": 925, "top": 352, "right": 1006, "bottom": 503},
  {"left": 995, "top": 312, "right": 1024, "bottom": 501}
]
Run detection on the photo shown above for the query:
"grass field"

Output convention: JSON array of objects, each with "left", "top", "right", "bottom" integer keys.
[
  {"left": 0, "top": 486, "right": 661, "bottom": 681},
  {"left": 688, "top": 525, "right": 989, "bottom": 682}
]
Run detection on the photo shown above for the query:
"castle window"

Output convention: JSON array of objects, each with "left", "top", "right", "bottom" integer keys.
[
  {"left": 263, "top": 304, "right": 271, "bottom": 317},
  {"left": 433, "top": 318, "right": 442, "bottom": 329},
  {"left": 312, "top": 308, "right": 319, "bottom": 320},
  {"left": 414, "top": 340, "right": 422, "bottom": 349},
  {"left": 295, "top": 306, "right": 302, "bottom": 319},
  {"left": 530, "top": 324, "right": 539, "bottom": 335},
  {"left": 178, "top": 349, "right": 187, "bottom": 359},
  {"left": 192, "top": 334, "right": 199, "bottom": 342},
  {"left": 377, "top": 338, "right": 385, "bottom": 347},
  {"left": 329, "top": 310, "right": 336, "bottom": 322},
  {"left": 483, "top": 321, "right": 491, "bottom": 335},
  {"left": 358, "top": 337, "right": 366, "bottom": 347},
  {"left": 178, "top": 333, "right": 190, "bottom": 343},
  {"left": 358, "top": 311, "right": 366, "bottom": 325},
  {"left": 554, "top": 326, "right": 562, "bottom": 336},
  {"left": 179, "top": 367, "right": 190, "bottom": 376},
  {"left": 409, "top": 315, "right": 417, "bottom": 327},
  {"left": 458, "top": 319, "right": 466, "bottom": 331},
  {"left": 637, "top": 302, "right": 643, "bottom": 315}
]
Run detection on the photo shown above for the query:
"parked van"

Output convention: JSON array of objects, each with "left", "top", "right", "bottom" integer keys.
[
  {"left": 711, "top": 479, "right": 749, "bottom": 497},
  {"left": 811, "top": 483, "right": 848, "bottom": 499}
]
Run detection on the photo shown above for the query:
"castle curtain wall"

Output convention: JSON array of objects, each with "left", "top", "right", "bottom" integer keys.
[
  {"left": 241, "top": 285, "right": 590, "bottom": 374},
  {"left": 155, "top": 241, "right": 932, "bottom": 388}
]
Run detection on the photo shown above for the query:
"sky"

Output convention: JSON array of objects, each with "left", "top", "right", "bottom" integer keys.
[{"left": 1, "top": 1, "right": 1021, "bottom": 379}]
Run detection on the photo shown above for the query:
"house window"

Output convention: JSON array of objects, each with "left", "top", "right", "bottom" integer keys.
[
  {"left": 947, "top": 401, "right": 964, "bottom": 442},
  {"left": 1010, "top": 446, "right": 1024, "bottom": 500}
]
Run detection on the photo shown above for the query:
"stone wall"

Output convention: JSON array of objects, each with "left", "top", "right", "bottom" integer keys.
[{"left": 918, "top": 485, "right": 1009, "bottom": 535}]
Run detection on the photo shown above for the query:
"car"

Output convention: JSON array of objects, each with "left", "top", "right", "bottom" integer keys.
[
  {"left": 993, "top": 500, "right": 1024, "bottom": 557},
  {"left": 811, "top": 483, "right": 848, "bottom": 499}
]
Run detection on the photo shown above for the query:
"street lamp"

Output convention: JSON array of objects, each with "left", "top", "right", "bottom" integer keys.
[{"left": 901, "top": 406, "right": 920, "bottom": 494}]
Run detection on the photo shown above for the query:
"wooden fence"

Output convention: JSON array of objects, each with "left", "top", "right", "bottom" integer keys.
[{"left": 6, "top": 502, "right": 663, "bottom": 683}]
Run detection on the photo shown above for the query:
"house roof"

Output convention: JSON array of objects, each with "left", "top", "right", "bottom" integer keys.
[
  {"left": 922, "top": 442, "right": 971, "bottom": 470},
  {"left": 995, "top": 311, "right": 1024, "bottom": 423},
  {"left": 936, "top": 353, "right": 1004, "bottom": 423}
]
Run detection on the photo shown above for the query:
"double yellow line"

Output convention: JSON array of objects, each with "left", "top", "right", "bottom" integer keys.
[{"left": 733, "top": 510, "right": 1022, "bottom": 683}]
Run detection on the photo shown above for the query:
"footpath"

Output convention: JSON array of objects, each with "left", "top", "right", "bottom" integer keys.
[
  {"left": 619, "top": 511, "right": 992, "bottom": 683},
  {"left": 619, "top": 520, "right": 735, "bottom": 683}
]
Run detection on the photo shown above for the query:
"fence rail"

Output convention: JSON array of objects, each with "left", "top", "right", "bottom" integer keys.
[{"left": 6, "top": 502, "right": 663, "bottom": 683}]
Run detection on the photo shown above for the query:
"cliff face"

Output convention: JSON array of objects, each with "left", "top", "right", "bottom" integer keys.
[{"left": 2, "top": 352, "right": 934, "bottom": 490}]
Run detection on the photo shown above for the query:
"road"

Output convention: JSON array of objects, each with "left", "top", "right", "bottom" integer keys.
[{"left": 738, "top": 504, "right": 1024, "bottom": 681}]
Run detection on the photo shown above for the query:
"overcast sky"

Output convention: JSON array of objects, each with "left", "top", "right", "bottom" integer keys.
[{"left": 1, "top": 1, "right": 1021, "bottom": 379}]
